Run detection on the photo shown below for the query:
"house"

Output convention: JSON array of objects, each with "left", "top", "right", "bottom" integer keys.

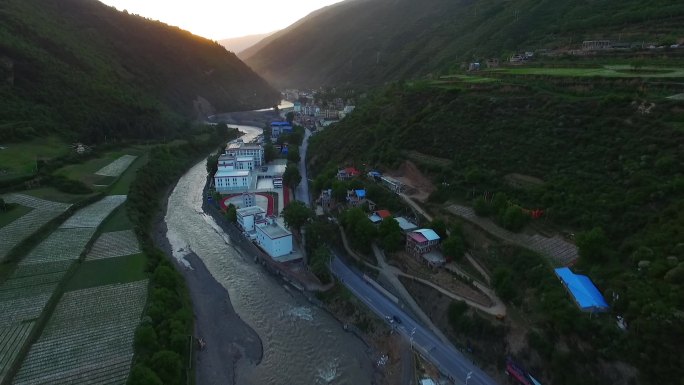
[
  {"left": 582, "top": 40, "right": 612, "bottom": 51},
  {"left": 486, "top": 58, "right": 500, "bottom": 68},
  {"left": 406, "top": 229, "right": 443, "bottom": 267},
  {"left": 346, "top": 189, "right": 366, "bottom": 206},
  {"left": 369, "top": 209, "right": 392, "bottom": 224},
  {"left": 337, "top": 167, "right": 361, "bottom": 180},
  {"left": 214, "top": 170, "right": 251, "bottom": 192},
  {"left": 226, "top": 140, "right": 264, "bottom": 166},
  {"left": 236, "top": 206, "right": 266, "bottom": 232},
  {"left": 256, "top": 219, "right": 293, "bottom": 259},
  {"left": 271, "top": 121, "right": 293, "bottom": 139},
  {"left": 380, "top": 175, "right": 403, "bottom": 193},
  {"left": 554, "top": 267, "right": 609, "bottom": 313},
  {"left": 395, "top": 217, "right": 418, "bottom": 233},
  {"left": 319, "top": 189, "right": 333, "bottom": 209},
  {"left": 468, "top": 62, "right": 481, "bottom": 71}
]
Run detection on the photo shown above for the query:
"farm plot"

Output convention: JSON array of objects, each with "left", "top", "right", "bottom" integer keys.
[
  {"left": 12, "top": 280, "right": 148, "bottom": 385},
  {"left": 94, "top": 155, "right": 137, "bottom": 177},
  {"left": 0, "top": 322, "right": 35, "bottom": 384},
  {"left": 87, "top": 230, "right": 140, "bottom": 260},
  {"left": 0, "top": 194, "right": 72, "bottom": 260},
  {"left": 19, "top": 228, "right": 96, "bottom": 266},
  {"left": 60, "top": 195, "right": 126, "bottom": 229}
]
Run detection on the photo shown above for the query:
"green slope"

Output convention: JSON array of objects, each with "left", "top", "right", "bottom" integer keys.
[
  {"left": 244, "top": 0, "right": 684, "bottom": 88},
  {"left": 308, "top": 73, "right": 684, "bottom": 385},
  {"left": 0, "top": 0, "right": 279, "bottom": 143}
]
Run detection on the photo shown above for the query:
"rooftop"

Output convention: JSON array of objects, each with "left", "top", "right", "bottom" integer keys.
[
  {"left": 236, "top": 206, "right": 266, "bottom": 217},
  {"left": 376, "top": 210, "right": 392, "bottom": 219},
  {"left": 236, "top": 156, "right": 253, "bottom": 162},
  {"left": 257, "top": 221, "right": 292, "bottom": 239},
  {"left": 369, "top": 214, "right": 382, "bottom": 223},
  {"left": 554, "top": 267, "right": 609, "bottom": 312},
  {"left": 355, "top": 189, "right": 366, "bottom": 198},
  {"left": 395, "top": 217, "right": 418, "bottom": 232},
  {"left": 408, "top": 232, "right": 428, "bottom": 243},
  {"left": 215, "top": 170, "right": 250, "bottom": 178},
  {"left": 414, "top": 228, "right": 440, "bottom": 242},
  {"left": 271, "top": 121, "right": 292, "bottom": 127}
]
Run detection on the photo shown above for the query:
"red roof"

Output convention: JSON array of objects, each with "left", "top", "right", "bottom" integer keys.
[
  {"left": 376, "top": 210, "right": 392, "bottom": 219},
  {"left": 408, "top": 232, "right": 428, "bottom": 243},
  {"left": 344, "top": 167, "right": 360, "bottom": 176}
]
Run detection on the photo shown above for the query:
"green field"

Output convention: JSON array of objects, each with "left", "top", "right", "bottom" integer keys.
[
  {"left": 108, "top": 153, "right": 149, "bottom": 195},
  {"left": 54, "top": 151, "right": 126, "bottom": 186},
  {"left": 22, "top": 187, "right": 97, "bottom": 203},
  {"left": 489, "top": 65, "right": 684, "bottom": 78},
  {"left": 0, "top": 137, "right": 69, "bottom": 179},
  {"left": 65, "top": 253, "right": 147, "bottom": 291},
  {"left": 98, "top": 206, "right": 133, "bottom": 232},
  {"left": 0, "top": 204, "right": 33, "bottom": 229}
]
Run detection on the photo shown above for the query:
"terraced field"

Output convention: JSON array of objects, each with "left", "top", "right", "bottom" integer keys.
[
  {"left": 0, "top": 194, "right": 129, "bottom": 383},
  {"left": 94, "top": 155, "right": 137, "bottom": 177},
  {"left": 60, "top": 195, "right": 126, "bottom": 229},
  {"left": 12, "top": 280, "right": 148, "bottom": 385},
  {"left": 0, "top": 194, "right": 72, "bottom": 260},
  {"left": 86, "top": 230, "right": 140, "bottom": 260}
]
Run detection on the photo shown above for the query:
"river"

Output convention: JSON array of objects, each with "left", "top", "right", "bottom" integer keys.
[{"left": 163, "top": 124, "right": 374, "bottom": 385}]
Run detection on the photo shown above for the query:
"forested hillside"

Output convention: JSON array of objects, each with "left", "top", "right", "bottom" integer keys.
[
  {"left": 244, "top": 0, "right": 684, "bottom": 88},
  {"left": 0, "top": 0, "right": 279, "bottom": 143},
  {"left": 308, "top": 72, "right": 684, "bottom": 384}
]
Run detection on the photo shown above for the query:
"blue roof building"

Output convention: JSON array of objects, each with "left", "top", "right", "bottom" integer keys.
[{"left": 554, "top": 267, "right": 609, "bottom": 312}]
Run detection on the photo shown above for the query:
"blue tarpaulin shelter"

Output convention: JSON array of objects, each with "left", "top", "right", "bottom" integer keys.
[{"left": 554, "top": 267, "right": 609, "bottom": 312}]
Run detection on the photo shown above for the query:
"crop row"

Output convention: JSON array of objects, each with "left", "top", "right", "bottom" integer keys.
[
  {"left": 2, "top": 194, "right": 71, "bottom": 212},
  {"left": 19, "top": 228, "right": 95, "bottom": 266},
  {"left": 87, "top": 230, "right": 140, "bottom": 260},
  {"left": 60, "top": 195, "right": 126, "bottom": 229},
  {"left": 12, "top": 281, "right": 148, "bottom": 385},
  {"left": 95, "top": 155, "right": 137, "bottom": 177},
  {"left": 0, "top": 322, "right": 34, "bottom": 384}
]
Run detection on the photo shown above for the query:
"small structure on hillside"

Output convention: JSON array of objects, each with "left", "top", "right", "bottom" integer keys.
[
  {"left": 270, "top": 121, "right": 293, "bottom": 140},
  {"left": 346, "top": 189, "right": 366, "bottom": 207},
  {"left": 337, "top": 167, "right": 361, "bottom": 180},
  {"left": 406, "top": 228, "right": 444, "bottom": 267},
  {"left": 486, "top": 58, "right": 500, "bottom": 68},
  {"left": 554, "top": 267, "right": 609, "bottom": 313},
  {"left": 394, "top": 217, "right": 418, "bottom": 233},
  {"left": 368, "top": 209, "right": 392, "bottom": 224},
  {"left": 380, "top": 175, "right": 403, "bottom": 193}
]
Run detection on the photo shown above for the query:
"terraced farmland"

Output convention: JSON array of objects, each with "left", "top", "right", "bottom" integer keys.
[
  {"left": 60, "top": 195, "right": 126, "bottom": 229},
  {"left": 94, "top": 155, "right": 137, "bottom": 177},
  {"left": 12, "top": 280, "right": 148, "bottom": 385},
  {"left": 87, "top": 230, "right": 140, "bottom": 260},
  {"left": 0, "top": 194, "right": 72, "bottom": 260},
  {"left": 0, "top": 322, "right": 35, "bottom": 383},
  {"left": 19, "top": 228, "right": 96, "bottom": 266}
]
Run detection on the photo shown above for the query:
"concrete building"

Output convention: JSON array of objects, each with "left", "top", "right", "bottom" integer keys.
[
  {"left": 236, "top": 206, "right": 266, "bottom": 232},
  {"left": 256, "top": 220, "right": 293, "bottom": 258},
  {"left": 381, "top": 175, "right": 403, "bottom": 193},
  {"left": 346, "top": 189, "right": 366, "bottom": 206},
  {"left": 226, "top": 139, "right": 264, "bottom": 166},
  {"left": 271, "top": 121, "right": 293, "bottom": 140},
  {"left": 406, "top": 228, "right": 441, "bottom": 257},
  {"left": 215, "top": 170, "right": 251, "bottom": 192}
]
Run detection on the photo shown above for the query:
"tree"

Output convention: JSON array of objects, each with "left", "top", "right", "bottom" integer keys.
[
  {"left": 331, "top": 180, "right": 348, "bottom": 202},
  {"left": 283, "top": 163, "right": 301, "bottom": 190},
  {"left": 264, "top": 143, "right": 277, "bottom": 163},
  {"left": 491, "top": 192, "right": 508, "bottom": 215},
  {"left": 310, "top": 246, "right": 332, "bottom": 283},
  {"left": 0, "top": 198, "right": 6, "bottom": 212},
  {"left": 443, "top": 234, "right": 465, "bottom": 261},
  {"left": 150, "top": 350, "right": 182, "bottom": 385},
  {"left": 287, "top": 146, "right": 300, "bottom": 163},
  {"left": 128, "top": 364, "right": 163, "bottom": 385},
  {"left": 473, "top": 196, "right": 490, "bottom": 216},
  {"left": 286, "top": 111, "right": 295, "bottom": 125},
  {"left": 501, "top": 205, "right": 528, "bottom": 231},
  {"left": 225, "top": 203, "right": 237, "bottom": 223},
  {"left": 134, "top": 324, "right": 159, "bottom": 356},
  {"left": 282, "top": 201, "right": 312, "bottom": 231},
  {"left": 576, "top": 227, "right": 610, "bottom": 263},
  {"left": 430, "top": 219, "right": 448, "bottom": 239},
  {"left": 378, "top": 217, "right": 404, "bottom": 252}
]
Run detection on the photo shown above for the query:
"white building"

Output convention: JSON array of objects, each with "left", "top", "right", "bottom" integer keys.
[
  {"left": 215, "top": 170, "right": 251, "bottom": 192},
  {"left": 226, "top": 139, "right": 264, "bottom": 166},
  {"left": 236, "top": 206, "right": 266, "bottom": 232},
  {"left": 256, "top": 220, "right": 293, "bottom": 258},
  {"left": 235, "top": 156, "right": 255, "bottom": 171}
]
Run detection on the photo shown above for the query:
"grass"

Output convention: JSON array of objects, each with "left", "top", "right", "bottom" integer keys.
[
  {"left": 54, "top": 151, "right": 125, "bottom": 186},
  {"left": 0, "top": 136, "right": 69, "bottom": 179},
  {"left": 0, "top": 204, "right": 33, "bottom": 229},
  {"left": 108, "top": 153, "right": 149, "bottom": 195},
  {"left": 65, "top": 253, "right": 147, "bottom": 291},
  {"left": 23, "top": 187, "right": 97, "bottom": 203},
  {"left": 98, "top": 206, "right": 133, "bottom": 232},
  {"left": 488, "top": 65, "right": 684, "bottom": 78}
]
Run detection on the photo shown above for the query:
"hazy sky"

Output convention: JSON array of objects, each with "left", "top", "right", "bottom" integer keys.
[{"left": 99, "top": 0, "right": 344, "bottom": 40}]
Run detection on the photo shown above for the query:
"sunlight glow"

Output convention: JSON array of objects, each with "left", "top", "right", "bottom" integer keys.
[{"left": 98, "top": 0, "right": 344, "bottom": 40}]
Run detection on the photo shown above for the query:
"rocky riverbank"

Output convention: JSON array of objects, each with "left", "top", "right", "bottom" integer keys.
[{"left": 153, "top": 179, "right": 262, "bottom": 385}]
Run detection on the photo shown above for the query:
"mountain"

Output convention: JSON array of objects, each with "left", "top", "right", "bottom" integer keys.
[
  {"left": 219, "top": 32, "right": 275, "bottom": 54},
  {"left": 0, "top": 0, "right": 280, "bottom": 143},
  {"left": 307, "top": 71, "right": 684, "bottom": 385},
  {"left": 244, "top": 0, "right": 684, "bottom": 88}
]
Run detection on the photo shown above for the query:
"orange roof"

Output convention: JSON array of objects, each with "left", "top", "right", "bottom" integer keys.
[{"left": 376, "top": 210, "right": 392, "bottom": 219}]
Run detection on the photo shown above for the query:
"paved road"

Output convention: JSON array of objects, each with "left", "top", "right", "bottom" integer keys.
[
  {"left": 295, "top": 128, "right": 312, "bottom": 205},
  {"left": 330, "top": 256, "right": 499, "bottom": 385}
]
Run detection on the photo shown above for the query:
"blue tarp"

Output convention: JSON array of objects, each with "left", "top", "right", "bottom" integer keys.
[
  {"left": 355, "top": 189, "right": 366, "bottom": 198},
  {"left": 271, "top": 121, "right": 291, "bottom": 127},
  {"left": 554, "top": 267, "right": 609, "bottom": 312}
]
